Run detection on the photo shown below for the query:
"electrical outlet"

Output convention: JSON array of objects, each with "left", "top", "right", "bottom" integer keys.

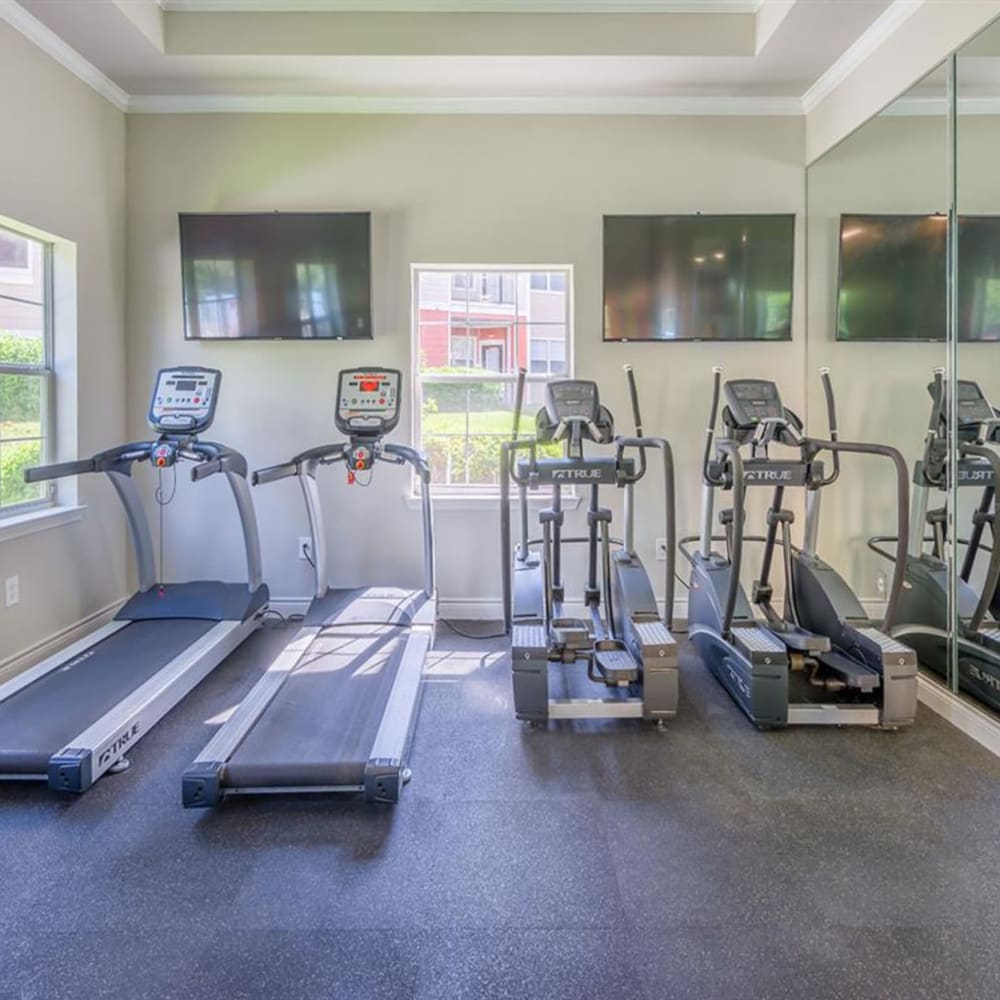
[
  {"left": 298, "top": 537, "right": 313, "bottom": 562},
  {"left": 655, "top": 537, "right": 668, "bottom": 562},
  {"left": 876, "top": 571, "right": 887, "bottom": 597},
  {"left": 5, "top": 576, "right": 19, "bottom": 608}
]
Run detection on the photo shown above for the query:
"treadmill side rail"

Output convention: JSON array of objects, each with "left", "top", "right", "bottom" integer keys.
[
  {"left": 365, "top": 615, "right": 433, "bottom": 803},
  {"left": 49, "top": 617, "right": 261, "bottom": 793}
]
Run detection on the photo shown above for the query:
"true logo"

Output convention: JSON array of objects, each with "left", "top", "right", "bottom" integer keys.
[
  {"left": 744, "top": 469, "right": 793, "bottom": 482},
  {"left": 98, "top": 722, "right": 141, "bottom": 769},
  {"left": 969, "top": 663, "right": 1000, "bottom": 693},
  {"left": 551, "top": 468, "right": 603, "bottom": 481},
  {"left": 958, "top": 469, "right": 992, "bottom": 483}
]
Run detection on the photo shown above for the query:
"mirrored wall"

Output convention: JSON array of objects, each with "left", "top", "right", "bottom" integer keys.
[
  {"left": 955, "top": 26, "right": 1000, "bottom": 718},
  {"left": 806, "top": 65, "right": 955, "bottom": 708},
  {"left": 807, "top": 19, "right": 1000, "bottom": 728}
]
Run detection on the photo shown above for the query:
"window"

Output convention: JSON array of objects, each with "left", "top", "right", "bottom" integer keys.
[
  {"left": 529, "top": 271, "right": 567, "bottom": 293},
  {"left": 415, "top": 266, "right": 572, "bottom": 492},
  {"left": 529, "top": 337, "right": 567, "bottom": 376},
  {"left": 0, "top": 226, "right": 53, "bottom": 516}
]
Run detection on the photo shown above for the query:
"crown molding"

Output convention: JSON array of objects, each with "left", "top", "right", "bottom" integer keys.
[
  {"left": 161, "top": 1, "right": 761, "bottom": 12},
  {"left": 800, "top": 0, "right": 922, "bottom": 114},
  {"left": 0, "top": 0, "right": 128, "bottom": 111},
  {"left": 126, "top": 92, "right": 800, "bottom": 114},
  {"left": 882, "top": 94, "right": 1000, "bottom": 117}
]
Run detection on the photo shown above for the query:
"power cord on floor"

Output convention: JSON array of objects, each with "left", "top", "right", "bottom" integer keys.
[{"left": 437, "top": 619, "right": 508, "bottom": 640}]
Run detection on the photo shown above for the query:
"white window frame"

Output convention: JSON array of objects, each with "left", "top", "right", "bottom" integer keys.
[
  {"left": 0, "top": 224, "right": 55, "bottom": 520},
  {"left": 412, "top": 264, "right": 574, "bottom": 498}
]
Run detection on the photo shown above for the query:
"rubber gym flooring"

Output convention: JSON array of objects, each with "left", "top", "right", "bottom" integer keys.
[{"left": 1, "top": 622, "right": 999, "bottom": 1000}]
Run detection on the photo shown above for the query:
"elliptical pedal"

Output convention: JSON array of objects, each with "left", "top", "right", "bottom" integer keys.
[
  {"left": 593, "top": 648, "right": 638, "bottom": 685},
  {"left": 552, "top": 618, "right": 591, "bottom": 649},
  {"left": 815, "top": 650, "right": 880, "bottom": 692},
  {"left": 979, "top": 627, "right": 1000, "bottom": 650}
]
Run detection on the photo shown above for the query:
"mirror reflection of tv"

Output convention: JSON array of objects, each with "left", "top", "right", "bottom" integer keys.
[
  {"left": 179, "top": 212, "right": 372, "bottom": 340},
  {"left": 836, "top": 214, "right": 947, "bottom": 342},
  {"left": 958, "top": 215, "right": 1000, "bottom": 342},
  {"left": 837, "top": 213, "right": 1000, "bottom": 342},
  {"left": 602, "top": 214, "right": 795, "bottom": 342}
]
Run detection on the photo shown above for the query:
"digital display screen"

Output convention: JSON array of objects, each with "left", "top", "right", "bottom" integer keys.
[
  {"left": 733, "top": 383, "right": 773, "bottom": 400},
  {"left": 603, "top": 214, "right": 795, "bottom": 341},
  {"left": 958, "top": 381, "right": 982, "bottom": 402},
  {"left": 174, "top": 379, "right": 197, "bottom": 392},
  {"left": 359, "top": 378, "right": 381, "bottom": 393}
]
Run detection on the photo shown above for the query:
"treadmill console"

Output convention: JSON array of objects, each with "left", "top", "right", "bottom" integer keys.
[
  {"left": 544, "top": 380, "right": 600, "bottom": 423},
  {"left": 724, "top": 379, "right": 785, "bottom": 428},
  {"left": 336, "top": 368, "right": 401, "bottom": 438},
  {"left": 149, "top": 366, "right": 221, "bottom": 434}
]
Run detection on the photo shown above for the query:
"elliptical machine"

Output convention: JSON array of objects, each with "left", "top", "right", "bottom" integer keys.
[
  {"left": 681, "top": 367, "right": 918, "bottom": 728},
  {"left": 500, "top": 366, "right": 678, "bottom": 724},
  {"left": 870, "top": 370, "right": 1000, "bottom": 712}
]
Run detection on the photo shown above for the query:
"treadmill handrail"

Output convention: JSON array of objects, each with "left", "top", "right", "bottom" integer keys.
[
  {"left": 188, "top": 441, "right": 248, "bottom": 482},
  {"left": 255, "top": 439, "right": 435, "bottom": 601},
  {"left": 25, "top": 437, "right": 263, "bottom": 595},
  {"left": 25, "top": 442, "right": 154, "bottom": 482}
]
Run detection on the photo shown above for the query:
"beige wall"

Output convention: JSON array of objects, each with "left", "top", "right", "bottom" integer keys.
[
  {"left": 0, "top": 21, "right": 126, "bottom": 664},
  {"left": 125, "top": 113, "right": 806, "bottom": 614}
]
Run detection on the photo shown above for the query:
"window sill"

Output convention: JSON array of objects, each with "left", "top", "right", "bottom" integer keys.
[
  {"left": 402, "top": 492, "right": 581, "bottom": 512},
  {"left": 0, "top": 504, "right": 86, "bottom": 544}
]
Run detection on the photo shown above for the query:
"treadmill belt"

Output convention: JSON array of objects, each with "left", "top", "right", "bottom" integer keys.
[
  {"left": 223, "top": 625, "right": 409, "bottom": 789},
  {"left": 0, "top": 618, "right": 216, "bottom": 774}
]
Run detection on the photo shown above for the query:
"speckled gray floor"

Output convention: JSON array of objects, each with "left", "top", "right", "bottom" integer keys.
[{"left": 1, "top": 622, "right": 999, "bottom": 1000}]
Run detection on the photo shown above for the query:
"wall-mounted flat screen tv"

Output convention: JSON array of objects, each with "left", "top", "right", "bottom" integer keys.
[
  {"left": 603, "top": 214, "right": 795, "bottom": 342},
  {"left": 836, "top": 214, "right": 947, "bottom": 342},
  {"left": 179, "top": 212, "right": 372, "bottom": 340}
]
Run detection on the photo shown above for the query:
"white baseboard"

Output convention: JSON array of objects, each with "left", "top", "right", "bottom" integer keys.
[
  {"left": 0, "top": 598, "right": 124, "bottom": 684},
  {"left": 918, "top": 675, "right": 1000, "bottom": 759}
]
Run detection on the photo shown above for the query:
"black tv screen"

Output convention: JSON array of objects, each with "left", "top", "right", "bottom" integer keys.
[
  {"left": 836, "top": 214, "right": 947, "bottom": 341},
  {"left": 603, "top": 214, "right": 795, "bottom": 342},
  {"left": 179, "top": 212, "right": 372, "bottom": 340}
]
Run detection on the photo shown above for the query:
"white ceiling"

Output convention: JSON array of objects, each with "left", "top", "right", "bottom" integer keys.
[{"left": 4, "top": 0, "right": 910, "bottom": 113}]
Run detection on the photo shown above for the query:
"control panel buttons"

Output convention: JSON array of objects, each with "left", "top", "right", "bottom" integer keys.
[
  {"left": 149, "top": 367, "right": 221, "bottom": 435},
  {"left": 335, "top": 368, "right": 402, "bottom": 438}
]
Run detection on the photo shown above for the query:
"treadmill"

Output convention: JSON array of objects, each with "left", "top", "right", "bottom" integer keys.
[
  {"left": 182, "top": 366, "right": 436, "bottom": 807},
  {"left": 0, "top": 366, "right": 269, "bottom": 793}
]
